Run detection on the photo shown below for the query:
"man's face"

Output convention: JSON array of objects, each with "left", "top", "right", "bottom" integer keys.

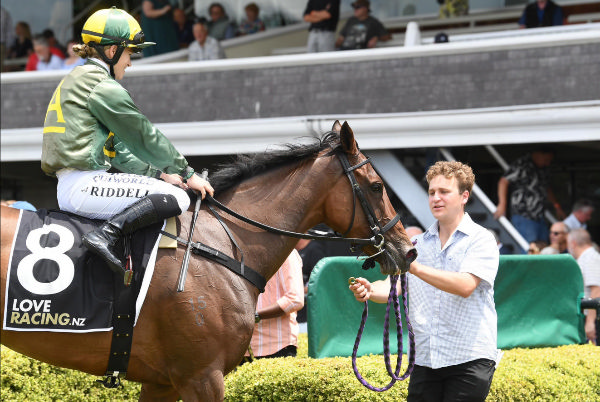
[
  {"left": 428, "top": 175, "right": 468, "bottom": 223},
  {"left": 34, "top": 43, "right": 50, "bottom": 61},
  {"left": 575, "top": 207, "right": 594, "bottom": 223},
  {"left": 531, "top": 151, "right": 553, "bottom": 168},
  {"left": 209, "top": 6, "right": 224, "bottom": 21},
  {"left": 193, "top": 23, "right": 208, "bottom": 43},
  {"left": 549, "top": 223, "right": 568, "bottom": 247},
  {"left": 173, "top": 9, "right": 186, "bottom": 25},
  {"left": 353, "top": 4, "right": 369, "bottom": 19}
]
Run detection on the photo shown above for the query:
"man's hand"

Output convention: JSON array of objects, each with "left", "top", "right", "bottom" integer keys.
[{"left": 349, "top": 277, "right": 372, "bottom": 302}]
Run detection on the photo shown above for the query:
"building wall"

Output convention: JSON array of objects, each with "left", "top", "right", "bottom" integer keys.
[{"left": 2, "top": 42, "right": 599, "bottom": 130}]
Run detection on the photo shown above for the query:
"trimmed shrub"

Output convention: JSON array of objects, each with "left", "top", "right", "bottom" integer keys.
[{"left": 2, "top": 336, "right": 599, "bottom": 401}]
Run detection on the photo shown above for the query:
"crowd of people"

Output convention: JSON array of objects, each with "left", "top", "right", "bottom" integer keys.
[{"left": 1, "top": 0, "right": 573, "bottom": 72}]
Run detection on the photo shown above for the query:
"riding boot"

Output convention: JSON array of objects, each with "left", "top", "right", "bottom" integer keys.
[{"left": 82, "top": 194, "right": 182, "bottom": 286}]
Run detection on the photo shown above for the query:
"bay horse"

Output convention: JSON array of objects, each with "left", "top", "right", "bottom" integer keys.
[{"left": 1, "top": 122, "right": 416, "bottom": 401}]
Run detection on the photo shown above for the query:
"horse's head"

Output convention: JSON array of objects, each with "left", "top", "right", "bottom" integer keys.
[{"left": 322, "top": 121, "right": 417, "bottom": 275}]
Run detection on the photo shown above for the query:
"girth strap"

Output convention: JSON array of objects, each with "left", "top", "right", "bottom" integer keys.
[{"left": 159, "top": 231, "right": 266, "bottom": 292}]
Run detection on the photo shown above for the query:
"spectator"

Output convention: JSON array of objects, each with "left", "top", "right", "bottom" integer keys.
[
  {"left": 1, "top": 6, "right": 14, "bottom": 71},
  {"left": 141, "top": 0, "right": 180, "bottom": 57},
  {"left": 335, "top": 0, "right": 390, "bottom": 51},
  {"left": 188, "top": 21, "right": 224, "bottom": 61},
  {"left": 207, "top": 3, "right": 236, "bottom": 41},
  {"left": 567, "top": 228, "right": 600, "bottom": 344},
  {"left": 494, "top": 147, "right": 565, "bottom": 244},
  {"left": 31, "top": 34, "right": 63, "bottom": 71},
  {"left": 350, "top": 161, "right": 500, "bottom": 401},
  {"left": 438, "top": 0, "right": 469, "bottom": 18},
  {"left": 248, "top": 250, "right": 304, "bottom": 359},
  {"left": 540, "top": 221, "right": 569, "bottom": 254},
  {"left": 303, "top": 0, "right": 340, "bottom": 53},
  {"left": 237, "top": 3, "right": 265, "bottom": 36},
  {"left": 563, "top": 198, "right": 595, "bottom": 231},
  {"left": 527, "top": 240, "right": 548, "bottom": 254},
  {"left": 9, "top": 21, "right": 33, "bottom": 59},
  {"left": 172, "top": 7, "right": 194, "bottom": 48},
  {"left": 519, "top": 0, "right": 564, "bottom": 28},
  {"left": 61, "top": 39, "right": 86, "bottom": 71},
  {"left": 25, "top": 33, "right": 65, "bottom": 71},
  {"left": 42, "top": 29, "right": 66, "bottom": 56},
  {"left": 434, "top": 31, "right": 449, "bottom": 43}
]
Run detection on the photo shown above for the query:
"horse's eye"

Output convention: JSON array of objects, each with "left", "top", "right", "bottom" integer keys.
[{"left": 370, "top": 183, "right": 383, "bottom": 193}]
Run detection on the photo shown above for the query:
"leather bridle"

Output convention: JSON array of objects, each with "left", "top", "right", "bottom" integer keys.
[{"left": 205, "top": 147, "right": 404, "bottom": 268}]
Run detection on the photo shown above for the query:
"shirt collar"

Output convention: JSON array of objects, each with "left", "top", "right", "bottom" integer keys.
[
  {"left": 423, "top": 212, "right": 477, "bottom": 240},
  {"left": 87, "top": 58, "right": 110, "bottom": 73}
]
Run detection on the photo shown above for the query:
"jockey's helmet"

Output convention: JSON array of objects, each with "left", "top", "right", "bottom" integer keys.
[{"left": 81, "top": 7, "right": 154, "bottom": 55}]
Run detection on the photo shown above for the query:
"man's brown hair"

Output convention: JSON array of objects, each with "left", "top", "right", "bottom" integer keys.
[{"left": 426, "top": 161, "right": 475, "bottom": 196}]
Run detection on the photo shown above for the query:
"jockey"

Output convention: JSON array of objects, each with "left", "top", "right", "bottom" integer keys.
[{"left": 41, "top": 7, "right": 213, "bottom": 286}]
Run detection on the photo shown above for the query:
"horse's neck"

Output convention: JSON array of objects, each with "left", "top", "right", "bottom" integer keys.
[{"left": 215, "top": 161, "right": 331, "bottom": 281}]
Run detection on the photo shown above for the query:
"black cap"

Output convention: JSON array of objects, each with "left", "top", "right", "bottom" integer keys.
[{"left": 434, "top": 32, "right": 449, "bottom": 43}]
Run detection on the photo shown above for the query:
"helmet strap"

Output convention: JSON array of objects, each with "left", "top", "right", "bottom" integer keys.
[{"left": 89, "top": 43, "right": 126, "bottom": 79}]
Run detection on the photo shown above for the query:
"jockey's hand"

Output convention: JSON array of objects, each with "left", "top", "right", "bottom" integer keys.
[
  {"left": 349, "top": 277, "right": 372, "bottom": 303},
  {"left": 160, "top": 172, "right": 188, "bottom": 190},
  {"left": 186, "top": 173, "right": 214, "bottom": 199}
]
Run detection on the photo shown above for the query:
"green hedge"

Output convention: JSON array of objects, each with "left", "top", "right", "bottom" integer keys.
[{"left": 2, "top": 335, "right": 599, "bottom": 401}]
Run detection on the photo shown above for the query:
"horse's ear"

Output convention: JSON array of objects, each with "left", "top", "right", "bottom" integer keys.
[
  {"left": 340, "top": 121, "right": 359, "bottom": 155},
  {"left": 332, "top": 120, "right": 342, "bottom": 133}
]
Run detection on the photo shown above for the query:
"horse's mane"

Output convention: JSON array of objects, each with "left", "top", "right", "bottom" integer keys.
[{"left": 210, "top": 131, "right": 340, "bottom": 194}]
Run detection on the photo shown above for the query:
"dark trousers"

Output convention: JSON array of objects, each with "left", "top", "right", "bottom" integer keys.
[{"left": 407, "top": 359, "right": 496, "bottom": 402}]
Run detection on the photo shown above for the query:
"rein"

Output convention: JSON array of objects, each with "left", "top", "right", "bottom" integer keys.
[{"left": 350, "top": 274, "right": 415, "bottom": 391}]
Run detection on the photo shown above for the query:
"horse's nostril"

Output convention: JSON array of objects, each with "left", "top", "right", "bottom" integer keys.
[{"left": 406, "top": 248, "right": 417, "bottom": 263}]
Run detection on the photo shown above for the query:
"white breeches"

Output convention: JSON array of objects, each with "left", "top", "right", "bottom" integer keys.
[{"left": 56, "top": 169, "right": 190, "bottom": 220}]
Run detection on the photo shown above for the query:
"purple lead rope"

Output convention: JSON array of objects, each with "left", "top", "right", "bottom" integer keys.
[{"left": 351, "top": 273, "right": 415, "bottom": 391}]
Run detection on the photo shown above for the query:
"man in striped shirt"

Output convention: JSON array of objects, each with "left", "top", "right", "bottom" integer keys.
[
  {"left": 249, "top": 249, "right": 304, "bottom": 358},
  {"left": 350, "top": 161, "right": 500, "bottom": 401}
]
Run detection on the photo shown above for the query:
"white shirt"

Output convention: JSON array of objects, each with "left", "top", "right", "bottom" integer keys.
[
  {"left": 577, "top": 247, "right": 600, "bottom": 299},
  {"left": 409, "top": 213, "right": 500, "bottom": 369},
  {"left": 188, "top": 37, "right": 224, "bottom": 61},
  {"left": 36, "top": 54, "right": 63, "bottom": 71},
  {"left": 563, "top": 213, "right": 586, "bottom": 230}
]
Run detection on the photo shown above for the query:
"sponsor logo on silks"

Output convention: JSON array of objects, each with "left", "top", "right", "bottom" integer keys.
[{"left": 89, "top": 186, "right": 150, "bottom": 198}]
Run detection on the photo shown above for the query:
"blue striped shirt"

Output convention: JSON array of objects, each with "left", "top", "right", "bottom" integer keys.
[{"left": 409, "top": 213, "right": 500, "bottom": 368}]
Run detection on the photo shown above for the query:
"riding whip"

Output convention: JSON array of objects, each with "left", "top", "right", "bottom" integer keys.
[{"left": 177, "top": 169, "right": 208, "bottom": 292}]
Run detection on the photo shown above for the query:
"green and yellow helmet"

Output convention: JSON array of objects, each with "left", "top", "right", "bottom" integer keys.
[{"left": 81, "top": 7, "right": 154, "bottom": 52}]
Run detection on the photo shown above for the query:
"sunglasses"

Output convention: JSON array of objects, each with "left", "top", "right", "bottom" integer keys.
[
  {"left": 352, "top": 5, "right": 366, "bottom": 9},
  {"left": 550, "top": 231, "right": 566, "bottom": 236}
]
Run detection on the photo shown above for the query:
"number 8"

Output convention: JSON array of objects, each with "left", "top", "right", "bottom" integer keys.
[{"left": 17, "top": 224, "right": 75, "bottom": 295}]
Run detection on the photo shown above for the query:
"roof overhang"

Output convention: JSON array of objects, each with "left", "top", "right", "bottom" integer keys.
[{"left": 2, "top": 101, "right": 599, "bottom": 162}]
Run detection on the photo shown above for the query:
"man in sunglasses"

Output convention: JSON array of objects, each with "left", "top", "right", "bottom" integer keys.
[{"left": 41, "top": 7, "right": 214, "bottom": 286}]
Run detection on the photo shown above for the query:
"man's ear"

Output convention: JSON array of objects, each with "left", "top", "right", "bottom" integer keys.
[{"left": 462, "top": 191, "right": 470, "bottom": 205}]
